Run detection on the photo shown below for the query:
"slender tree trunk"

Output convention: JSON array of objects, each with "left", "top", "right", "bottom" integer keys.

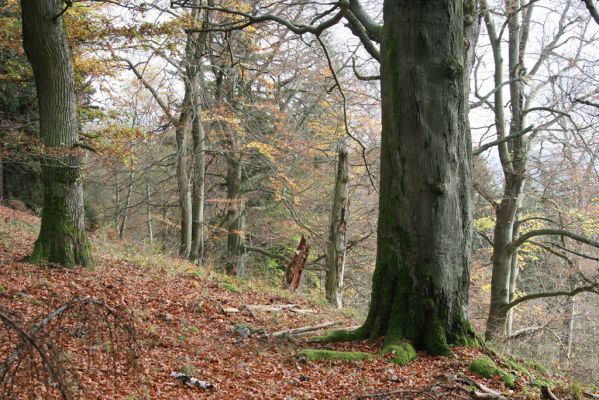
[
  {"left": 224, "top": 145, "right": 244, "bottom": 275},
  {"left": 145, "top": 181, "right": 153, "bottom": 244},
  {"left": 190, "top": 96, "right": 206, "bottom": 263},
  {"left": 187, "top": 1, "right": 206, "bottom": 264},
  {"left": 176, "top": 84, "right": 194, "bottom": 259},
  {"left": 485, "top": 0, "right": 528, "bottom": 340},
  {"left": 119, "top": 170, "right": 134, "bottom": 240},
  {"left": 349, "top": 0, "right": 477, "bottom": 355},
  {"left": 22, "top": 0, "right": 92, "bottom": 267},
  {"left": 325, "top": 142, "right": 349, "bottom": 308},
  {"left": 114, "top": 166, "right": 120, "bottom": 226},
  {"left": 0, "top": 153, "right": 4, "bottom": 202}
]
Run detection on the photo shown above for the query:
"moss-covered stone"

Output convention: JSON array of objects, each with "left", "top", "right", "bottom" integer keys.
[
  {"left": 382, "top": 341, "right": 417, "bottom": 366},
  {"left": 221, "top": 282, "right": 239, "bottom": 293},
  {"left": 297, "top": 349, "right": 375, "bottom": 362},
  {"left": 469, "top": 357, "right": 516, "bottom": 389}
]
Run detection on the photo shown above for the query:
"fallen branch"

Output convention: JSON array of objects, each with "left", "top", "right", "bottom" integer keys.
[
  {"left": 456, "top": 376, "right": 508, "bottom": 400},
  {"left": 264, "top": 321, "right": 342, "bottom": 338},
  {"left": 541, "top": 385, "right": 560, "bottom": 400},
  {"left": 245, "top": 304, "right": 299, "bottom": 313},
  {"left": 355, "top": 389, "right": 434, "bottom": 399}
]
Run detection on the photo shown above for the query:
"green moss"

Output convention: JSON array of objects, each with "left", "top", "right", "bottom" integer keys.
[
  {"left": 506, "top": 357, "right": 531, "bottom": 377},
  {"left": 221, "top": 282, "right": 239, "bottom": 293},
  {"left": 0, "top": 283, "right": 5, "bottom": 294},
  {"left": 469, "top": 357, "right": 516, "bottom": 389},
  {"left": 297, "top": 349, "right": 374, "bottom": 362},
  {"left": 381, "top": 341, "right": 417, "bottom": 366},
  {"left": 499, "top": 371, "right": 516, "bottom": 389},
  {"left": 526, "top": 360, "right": 548, "bottom": 375},
  {"left": 469, "top": 357, "right": 497, "bottom": 378}
]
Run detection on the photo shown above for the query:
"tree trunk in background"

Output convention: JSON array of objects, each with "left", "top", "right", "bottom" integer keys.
[
  {"left": 145, "top": 181, "right": 153, "bottom": 244},
  {"left": 190, "top": 93, "right": 206, "bottom": 263},
  {"left": 325, "top": 143, "right": 349, "bottom": 308},
  {"left": 188, "top": 1, "right": 207, "bottom": 264},
  {"left": 119, "top": 170, "right": 134, "bottom": 240},
  {"left": 0, "top": 154, "right": 4, "bottom": 202},
  {"left": 485, "top": 0, "right": 529, "bottom": 340},
  {"left": 114, "top": 167, "right": 120, "bottom": 226},
  {"left": 349, "top": 0, "right": 477, "bottom": 355},
  {"left": 225, "top": 145, "right": 244, "bottom": 275},
  {"left": 176, "top": 76, "right": 194, "bottom": 259},
  {"left": 22, "top": 0, "right": 92, "bottom": 267}
]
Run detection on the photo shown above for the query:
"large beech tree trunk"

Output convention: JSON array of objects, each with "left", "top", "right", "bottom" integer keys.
[
  {"left": 22, "top": 0, "right": 93, "bottom": 267},
  {"left": 325, "top": 143, "right": 349, "bottom": 308},
  {"left": 352, "top": 0, "right": 477, "bottom": 354}
]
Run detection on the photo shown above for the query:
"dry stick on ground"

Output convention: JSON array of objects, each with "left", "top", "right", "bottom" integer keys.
[
  {"left": 541, "top": 385, "right": 560, "bottom": 400},
  {"left": 264, "top": 321, "right": 342, "bottom": 338},
  {"left": 455, "top": 376, "right": 508, "bottom": 400},
  {"left": 0, "top": 297, "right": 139, "bottom": 399},
  {"left": 355, "top": 388, "right": 437, "bottom": 400}
]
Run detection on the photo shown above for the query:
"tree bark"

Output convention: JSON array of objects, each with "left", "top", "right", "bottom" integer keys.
[
  {"left": 350, "top": 0, "right": 477, "bottom": 354},
  {"left": 190, "top": 93, "right": 206, "bottom": 263},
  {"left": 485, "top": 0, "right": 529, "bottom": 340},
  {"left": 145, "top": 180, "right": 153, "bottom": 244},
  {"left": 325, "top": 142, "right": 350, "bottom": 308},
  {"left": 22, "top": 0, "right": 92, "bottom": 267},
  {"left": 176, "top": 87, "right": 193, "bottom": 258},
  {"left": 119, "top": 170, "right": 134, "bottom": 240},
  {"left": 224, "top": 145, "right": 244, "bottom": 275}
]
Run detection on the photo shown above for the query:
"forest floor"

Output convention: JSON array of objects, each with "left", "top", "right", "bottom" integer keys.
[{"left": 0, "top": 204, "right": 588, "bottom": 399}]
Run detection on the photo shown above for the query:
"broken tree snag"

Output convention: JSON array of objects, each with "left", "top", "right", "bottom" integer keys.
[{"left": 284, "top": 235, "right": 310, "bottom": 292}]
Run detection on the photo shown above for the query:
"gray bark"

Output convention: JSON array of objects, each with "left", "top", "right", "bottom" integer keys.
[
  {"left": 354, "top": 0, "right": 477, "bottom": 354},
  {"left": 325, "top": 142, "right": 350, "bottom": 309},
  {"left": 225, "top": 145, "right": 245, "bottom": 275},
  {"left": 22, "top": 0, "right": 92, "bottom": 267},
  {"left": 484, "top": 0, "right": 529, "bottom": 340}
]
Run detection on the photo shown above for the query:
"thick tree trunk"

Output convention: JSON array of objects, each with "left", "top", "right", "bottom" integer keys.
[
  {"left": 351, "top": 0, "right": 477, "bottom": 355},
  {"left": 22, "top": 0, "right": 92, "bottom": 267},
  {"left": 325, "top": 143, "right": 349, "bottom": 308}
]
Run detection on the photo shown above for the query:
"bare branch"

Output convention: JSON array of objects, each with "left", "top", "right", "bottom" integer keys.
[
  {"left": 174, "top": 0, "right": 350, "bottom": 36},
  {"left": 509, "top": 228, "right": 599, "bottom": 252},
  {"left": 505, "top": 284, "right": 599, "bottom": 311},
  {"left": 473, "top": 125, "right": 534, "bottom": 156}
]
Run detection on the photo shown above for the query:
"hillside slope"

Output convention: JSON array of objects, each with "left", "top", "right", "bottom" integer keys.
[{"left": 0, "top": 205, "right": 581, "bottom": 399}]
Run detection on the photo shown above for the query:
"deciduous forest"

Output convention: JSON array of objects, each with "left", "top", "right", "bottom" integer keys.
[{"left": 1, "top": 0, "right": 598, "bottom": 398}]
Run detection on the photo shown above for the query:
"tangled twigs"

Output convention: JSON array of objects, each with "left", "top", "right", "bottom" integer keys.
[{"left": 0, "top": 297, "right": 141, "bottom": 400}]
